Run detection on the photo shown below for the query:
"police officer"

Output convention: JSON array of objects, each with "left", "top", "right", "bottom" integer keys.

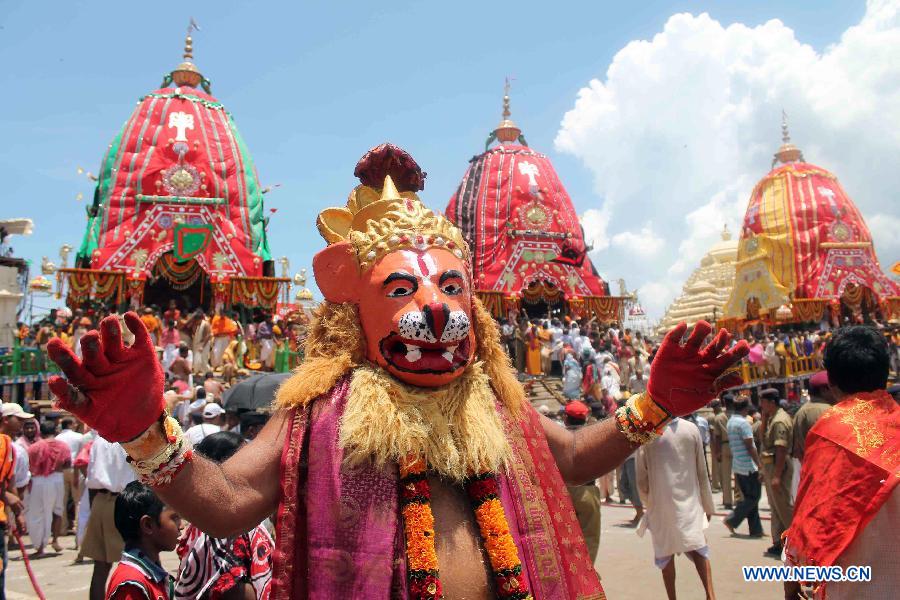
[
  {"left": 712, "top": 394, "right": 734, "bottom": 509},
  {"left": 759, "top": 388, "right": 794, "bottom": 557},
  {"left": 562, "top": 400, "right": 602, "bottom": 561}
]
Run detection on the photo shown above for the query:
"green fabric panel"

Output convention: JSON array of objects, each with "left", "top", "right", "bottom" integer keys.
[
  {"left": 228, "top": 114, "right": 271, "bottom": 261},
  {"left": 76, "top": 186, "right": 102, "bottom": 263},
  {"left": 77, "top": 123, "right": 126, "bottom": 263},
  {"left": 99, "top": 102, "right": 141, "bottom": 245}
]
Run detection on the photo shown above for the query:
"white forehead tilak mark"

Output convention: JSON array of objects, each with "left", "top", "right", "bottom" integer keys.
[
  {"left": 399, "top": 250, "right": 437, "bottom": 284},
  {"left": 421, "top": 253, "right": 437, "bottom": 278}
]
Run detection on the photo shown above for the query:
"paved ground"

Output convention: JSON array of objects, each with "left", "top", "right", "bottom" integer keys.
[
  {"left": 596, "top": 502, "right": 783, "bottom": 599},
  {"left": 6, "top": 502, "right": 782, "bottom": 599},
  {"left": 5, "top": 536, "right": 181, "bottom": 599}
]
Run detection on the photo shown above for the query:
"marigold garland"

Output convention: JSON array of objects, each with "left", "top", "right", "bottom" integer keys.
[
  {"left": 400, "top": 457, "right": 442, "bottom": 599},
  {"left": 464, "top": 473, "right": 531, "bottom": 600},
  {"left": 399, "top": 457, "right": 532, "bottom": 600}
]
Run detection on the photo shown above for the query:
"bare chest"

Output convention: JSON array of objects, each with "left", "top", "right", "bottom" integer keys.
[{"left": 427, "top": 475, "right": 493, "bottom": 600}]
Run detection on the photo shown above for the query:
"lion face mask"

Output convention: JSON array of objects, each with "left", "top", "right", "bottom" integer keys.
[
  {"left": 312, "top": 143, "right": 476, "bottom": 388},
  {"left": 358, "top": 247, "right": 475, "bottom": 386}
]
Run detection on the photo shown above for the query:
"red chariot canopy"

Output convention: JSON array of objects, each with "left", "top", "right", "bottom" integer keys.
[
  {"left": 725, "top": 123, "right": 898, "bottom": 319},
  {"left": 447, "top": 140, "right": 607, "bottom": 301},
  {"left": 75, "top": 37, "right": 272, "bottom": 285}
]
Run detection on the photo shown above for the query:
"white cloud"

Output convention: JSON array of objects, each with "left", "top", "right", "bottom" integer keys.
[
  {"left": 580, "top": 206, "right": 611, "bottom": 252},
  {"left": 556, "top": 0, "right": 900, "bottom": 322},
  {"left": 611, "top": 223, "right": 665, "bottom": 258},
  {"left": 637, "top": 280, "right": 680, "bottom": 319},
  {"left": 867, "top": 213, "right": 900, "bottom": 256}
]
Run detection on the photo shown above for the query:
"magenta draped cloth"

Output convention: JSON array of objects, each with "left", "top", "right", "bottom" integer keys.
[
  {"left": 271, "top": 376, "right": 606, "bottom": 599},
  {"left": 27, "top": 439, "right": 71, "bottom": 477}
]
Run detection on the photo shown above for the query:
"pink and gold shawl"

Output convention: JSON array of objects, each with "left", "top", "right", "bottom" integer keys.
[{"left": 271, "top": 376, "right": 605, "bottom": 599}]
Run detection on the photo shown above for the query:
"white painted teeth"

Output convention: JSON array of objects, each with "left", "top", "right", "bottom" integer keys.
[
  {"left": 400, "top": 343, "right": 455, "bottom": 364},
  {"left": 405, "top": 344, "right": 422, "bottom": 362}
]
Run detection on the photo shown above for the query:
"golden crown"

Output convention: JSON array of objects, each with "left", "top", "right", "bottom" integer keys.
[{"left": 316, "top": 145, "right": 469, "bottom": 271}]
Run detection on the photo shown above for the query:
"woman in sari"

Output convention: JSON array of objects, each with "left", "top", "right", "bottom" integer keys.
[
  {"left": 538, "top": 321, "right": 553, "bottom": 375},
  {"left": 562, "top": 349, "right": 583, "bottom": 401},
  {"left": 525, "top": 321, "right": 543, "bottom": 376}
]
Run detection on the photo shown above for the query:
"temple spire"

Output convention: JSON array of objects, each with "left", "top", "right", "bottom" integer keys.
[
  {"left": 781, "top": 109, "right": 790, "bottom": 144},
  {"left": 183, "top": 23, "right": 195, "bottom": 62},
  {"left": 169, "top": 18, "right": 206, "bottom": 90},
  {"left": 494, "top": 77, "right": 523, "bottom": 144},
  {"left": 774, "top": 109, "right": 803, "bottom": 165}
]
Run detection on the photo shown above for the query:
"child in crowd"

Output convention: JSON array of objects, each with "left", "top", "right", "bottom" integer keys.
[
  {"left": 107, "top": 481, "right": 182, "bottom": 600},
  {"left": 175, "top": 431, "right": 274, "bottom": 599}
]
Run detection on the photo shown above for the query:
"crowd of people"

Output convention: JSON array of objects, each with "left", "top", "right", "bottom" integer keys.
[
  {"left": 502, "top": 314, "right": 899, "bottom": 600},
  {"left": 4, "top": 300, "right": 289, "bottom": 598},
  {"left": 2, "top": 303, "right": 899, "bottom": 599},
  {"left": 501, "top": 314, "right": 652, "bottom": 405},
  {"left": 15, "top": 299, "right": 310, "bottom": 380},
  {"left": 0, "top": 387, "right": 273, "bottom": 599},
  {"left": 740, "top": 321, "right": 900, "bottom": 380}
]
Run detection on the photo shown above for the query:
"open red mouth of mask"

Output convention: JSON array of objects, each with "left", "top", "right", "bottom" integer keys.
[{"left": 380, "top": 334, "right": 472, "bottom": 374}]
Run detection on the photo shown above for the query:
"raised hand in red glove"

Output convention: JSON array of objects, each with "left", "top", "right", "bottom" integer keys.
[
  {"left": 647, "top": 320, "right": 749, "bottom": 418},
  {"left": 46, "top": 312, "right": 164, "bottom": 443}
]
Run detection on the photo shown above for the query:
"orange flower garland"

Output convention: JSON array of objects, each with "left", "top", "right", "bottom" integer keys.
[
  {"left": 400, "top": 457, "right": 442, "bottom": 599},
  {"left": 464, "top": 473, "right": 531, "bottom": 599},
  {"left": 399, "top": 457, "right": 532, "bottom": 600}
]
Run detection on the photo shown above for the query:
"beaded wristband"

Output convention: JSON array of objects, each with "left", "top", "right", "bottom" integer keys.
[
  {"left": 141, "top": 447, "right": 193, "bottom": 487},
  {"left": 614, "top": 392, "right": 673, "bottom": 445},
  {"left": 122, "top": 412, "right": 173, "bottom": 461},
  {"left": 123, "top": 412, "right": 193, "bottom": 486}
]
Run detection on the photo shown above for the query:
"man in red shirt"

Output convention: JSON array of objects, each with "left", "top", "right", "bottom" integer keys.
[{"left": 26, "top": 421, "right": 71, "bottom": 556}]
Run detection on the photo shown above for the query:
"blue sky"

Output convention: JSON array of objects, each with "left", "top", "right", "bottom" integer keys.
[{"left": 0, "top": 0, "right": 873, "bottom": 316}]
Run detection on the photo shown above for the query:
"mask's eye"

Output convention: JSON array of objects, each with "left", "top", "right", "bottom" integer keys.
[
  {"left": 387, "top": 285, "right": 415, "bottom": 298},
  {"left": 441, "top": 282, "right": 462, "bottom": 296},
  {"left": 438, "top": 270, "right": 465, "bottom": 296},
  {"left": 383, "top": 273, "right": 418, "bottom": 298}
]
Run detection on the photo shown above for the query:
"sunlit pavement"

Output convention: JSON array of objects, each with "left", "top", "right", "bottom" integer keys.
[
  {"left": 597, "top": 502, "right": 783, "bottom": 599},
  {"left": 4, "top": 535, "right": 180, "bottom": 600}
]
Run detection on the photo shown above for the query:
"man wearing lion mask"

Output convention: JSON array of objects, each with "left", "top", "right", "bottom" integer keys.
[{"left": 47, "top": 144, "right": 747, "bottom": 600}]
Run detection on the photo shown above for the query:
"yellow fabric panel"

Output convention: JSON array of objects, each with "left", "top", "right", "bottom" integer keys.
[
  {"left": 725, "top": 172, "right": 796, "bottom": 318},
  {"left": 723, "top": 256, "right": 792, "bottom": 318},
  {"left": 757, "top": 173, "right": 795, "bottom": 298}
]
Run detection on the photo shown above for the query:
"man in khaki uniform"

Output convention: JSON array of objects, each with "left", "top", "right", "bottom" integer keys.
[
  {"left": 792, "top": 371, "right": 833, "bottom": 462},
  {"left": 562, "top": 401, "right": 601, "bottom": 561},
  {"left": 708, "top": 400, "right": 722, "bottom": 491},
  {"left": 759, "top": 388, "right": 793, "bottom": 557},
  {"left": 712, "top": 395, "right": 734, "bottom": 508}
]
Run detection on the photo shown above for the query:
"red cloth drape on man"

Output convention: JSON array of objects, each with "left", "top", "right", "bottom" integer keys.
[{"left": 785, "top": 390, "right": 900, "bottom": 572}]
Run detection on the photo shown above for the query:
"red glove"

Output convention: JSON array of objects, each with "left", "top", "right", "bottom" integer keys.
[
  {"left": 47, "top": 312, "right": 164, "bottom": 443},
  {"left": 647, "top": 321, "right": 749, "bottom": 417}
]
